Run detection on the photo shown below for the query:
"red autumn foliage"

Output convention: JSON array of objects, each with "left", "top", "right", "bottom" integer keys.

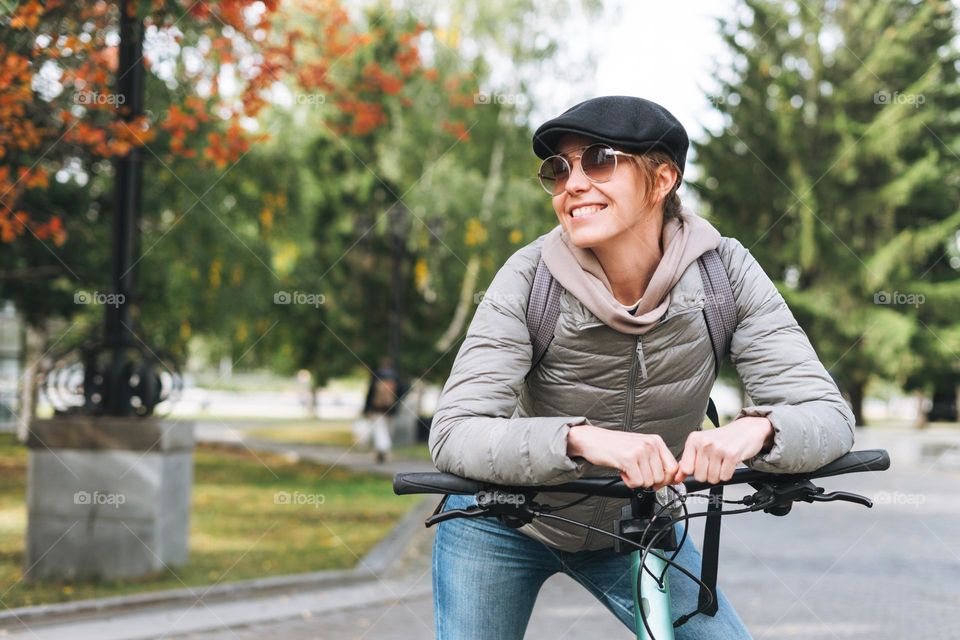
[{"left": 1, "top": 0, "right": 443, "bottom": 244}]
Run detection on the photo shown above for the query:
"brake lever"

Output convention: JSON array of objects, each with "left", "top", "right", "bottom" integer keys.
[
  {"left": 807, "top": 490, "right": 873, "bottom": 508},
  {"left": 425, "top": 506, "right": 491, "bottom": 527}
]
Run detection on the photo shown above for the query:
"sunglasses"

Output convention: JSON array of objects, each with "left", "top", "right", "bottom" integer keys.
[{"left": 537, "top": 143, "right": 638, "bottom": 196}]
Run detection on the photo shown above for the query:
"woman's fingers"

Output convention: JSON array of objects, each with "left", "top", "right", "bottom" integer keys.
[
  {"left": 706, "top": 452, "right": 723, "bottom": 484},
  {"left": 658, "top": 442, "right": 679, "bottom": 479},
  {"left": 677, "top": 440, "right": 698, "bottom": 483},
  {"left": 719, "top": 455, "right": 738, "bottom": 482},
  {"left": 635, "top": 451, "right": 656, "bottom": 488}
]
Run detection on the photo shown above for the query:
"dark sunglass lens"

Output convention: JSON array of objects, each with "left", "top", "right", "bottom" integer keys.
[
  {"left": 582, "top": 145, "right": 617, "bottom": 181},
  {"left": 539, "top": 156, "right": 569, "bottom": 194}
]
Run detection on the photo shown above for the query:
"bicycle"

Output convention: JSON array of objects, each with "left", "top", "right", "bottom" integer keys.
[{"left": 394, "top": 448, "right": 890, "bottom": 640}]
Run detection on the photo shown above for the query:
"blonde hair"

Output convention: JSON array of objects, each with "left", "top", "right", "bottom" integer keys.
[{"left": 631, "top": 151, "right": 683, "bottom": 221}]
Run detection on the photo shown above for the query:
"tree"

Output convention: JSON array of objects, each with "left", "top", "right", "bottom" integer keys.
[{"left": 693, "top": 0, "right": 960, "bottom": 424}]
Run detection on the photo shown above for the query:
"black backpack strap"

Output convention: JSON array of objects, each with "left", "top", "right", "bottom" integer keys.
[
  {"left": 697, "top": 249, "right": 737, "bottom": 373},
  {"left": 526, "top": 257, "right": 564, "bottom": 378},
  {"left": 689, "top": 248, "right": 737, "bottom": 621}
]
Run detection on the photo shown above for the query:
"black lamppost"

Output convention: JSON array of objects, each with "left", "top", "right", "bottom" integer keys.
[{"left": 60, "top": 0, "right": 180, "bottom": 416}]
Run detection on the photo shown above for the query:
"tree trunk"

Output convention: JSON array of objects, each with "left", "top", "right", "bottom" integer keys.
[
  {"left": 913, "top": 390, "right": 929, "bottom": 429},
  {"left": 927, "top": 380, "right": 958, "bottom": 423},
  {"left": 17, "top": 324, "right": 46, "bottom": 443},
  {"left": 847, "top": 380, "right": 866, "bottom": 427},
  {"left": 308, "top": 382, "right": 319, "bottom": 418},
  {"left": 434, "top": 109, "right": 508, "bottom": 353}
]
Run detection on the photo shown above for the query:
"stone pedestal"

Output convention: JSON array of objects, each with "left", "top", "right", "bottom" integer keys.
[{"left": 25, "top": 416, "right": 194, "bottom": 581}]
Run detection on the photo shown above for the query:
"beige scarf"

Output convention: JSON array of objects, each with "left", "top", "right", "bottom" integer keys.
[{"left": 541, "top": 208, "right": 722, "bottom": 335}]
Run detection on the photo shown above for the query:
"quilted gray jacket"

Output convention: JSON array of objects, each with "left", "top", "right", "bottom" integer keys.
[{"left": 429, "top": 232, "right": 855, "bottom": 552}]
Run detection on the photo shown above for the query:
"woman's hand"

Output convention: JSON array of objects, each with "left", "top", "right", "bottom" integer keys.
[
  {"left": 673, "top": 417, "right": 775, "bottom": 485},
  {"left": 567, "top": 424, "right": 679, "bottom": 490}
]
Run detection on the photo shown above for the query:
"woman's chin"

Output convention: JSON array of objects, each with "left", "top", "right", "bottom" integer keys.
[{"left": 565, "top": 223, "right": 615, "bottom": 249}]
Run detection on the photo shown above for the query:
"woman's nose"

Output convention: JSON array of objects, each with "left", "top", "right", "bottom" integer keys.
[{"left": 564, "top": 159, "right": 591, "bottom": 194}]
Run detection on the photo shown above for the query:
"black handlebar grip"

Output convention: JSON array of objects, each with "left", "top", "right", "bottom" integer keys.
[
  {"left": 393, "top": 472, "right": 483, "bottom": 496},
  {"left": 806, "top": 448, "right": 890, "bottom": 479}
]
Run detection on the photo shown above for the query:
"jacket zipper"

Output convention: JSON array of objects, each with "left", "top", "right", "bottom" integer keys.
[
  {"left": 636, "top": 337, "right": 648, "bottom": 380},
  {"left": 581, "top": 331, "right": 663, "bottom": 548},
  {"left": 622, "top": 336, "right": 646, "bottom": 430},
  {"left": 582, "top": 336, "right": 645, "bottom": 550}
]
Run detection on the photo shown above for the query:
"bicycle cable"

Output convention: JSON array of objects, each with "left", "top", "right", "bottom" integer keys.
[
  {"left": 640, "top": 497, "right": 778, "bottom": 635},
  {"left": 536, "top": 493, "right": 777, "bottom": 640},
  {"left": 534, "top": 477, "right": 623, "bottom": 513}
]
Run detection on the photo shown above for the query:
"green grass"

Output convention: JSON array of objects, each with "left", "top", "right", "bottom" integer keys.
[
  {"left": 246, "top": 420, "right": 433, "bottom": 461},
  {"left": 246, "top": 420, "right": 356, "bottom": 446},
  {"left": 0, "top": 434, "right": 419, "bottom": 609}
]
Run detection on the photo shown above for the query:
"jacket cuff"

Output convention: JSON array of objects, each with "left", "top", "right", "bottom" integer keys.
[
  {"left": 737, "top": 405, "right": 785, "bottom": 470},
  {"left": 544, "top": 417, "right": 590, "bottom": 482}
]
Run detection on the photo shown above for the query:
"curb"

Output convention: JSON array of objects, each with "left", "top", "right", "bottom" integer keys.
[{"left": 0, "top": 496, "right": 436, "bottom": 630}]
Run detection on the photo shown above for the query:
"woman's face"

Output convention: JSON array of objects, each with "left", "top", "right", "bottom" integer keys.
[{"left": 549, "top": 134, "right": 673, "bottom": 249}]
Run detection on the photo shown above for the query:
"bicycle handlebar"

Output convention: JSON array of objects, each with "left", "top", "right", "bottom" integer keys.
[{"left": 393, "top": 449, "right": 890, "bottom": 497}]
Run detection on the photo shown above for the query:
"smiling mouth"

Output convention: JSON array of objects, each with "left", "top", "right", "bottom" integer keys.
[{"left": 570, "top": 204, "right": 607, "bottom": 219}]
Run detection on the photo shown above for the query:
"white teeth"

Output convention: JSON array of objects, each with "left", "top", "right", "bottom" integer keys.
[{"left": 571, "top": 205, "right": 605, "bottom": 218}]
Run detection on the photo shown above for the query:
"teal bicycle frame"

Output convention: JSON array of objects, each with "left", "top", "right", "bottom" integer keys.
[{"left": 632, "top": 549, "right": 673, "bottom": 639}]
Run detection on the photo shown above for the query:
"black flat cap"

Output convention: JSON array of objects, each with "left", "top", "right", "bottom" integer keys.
[{"left": 532, "top": 96, "right": 689, "bottom": 175}]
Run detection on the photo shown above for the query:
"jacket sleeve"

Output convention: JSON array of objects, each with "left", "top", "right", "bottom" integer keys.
[
  {"left": 429, "top": 240, "right": 589, "bottom": 485},
  {"left": 719, "top": 237, "right": 855, "bottom": 474}
]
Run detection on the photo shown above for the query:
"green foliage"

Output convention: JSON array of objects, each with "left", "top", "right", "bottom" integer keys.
[{"left": 693, "top": 0, "right": 960, "bottom": 412}]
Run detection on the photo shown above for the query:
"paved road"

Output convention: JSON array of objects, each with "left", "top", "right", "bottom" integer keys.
[{"left": 8, "top": 429, "right": 960, "bottom": 639}]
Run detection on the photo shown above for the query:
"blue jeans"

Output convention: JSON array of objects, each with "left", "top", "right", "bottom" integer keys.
[{"left": 433, "top": 494, "right": 752, "bottom": 640}]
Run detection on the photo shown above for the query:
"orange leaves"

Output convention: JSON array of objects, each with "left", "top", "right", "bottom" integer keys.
[
  {"left": 0, "top": 204, "right": 64, "bottom": 246},
  {"left": 159, "top": 99, "right": 209, "bottom": 159},
  {"left": 34, "top": 215, "right": 67, "bottom": 246},
  {"left": 90, "top": 46, "right": 120, "bottom": 73},
  {"left": 392, "top": 46, "right": 420, "bottom": 77},
  {"left": 362, "top": 62, "right": 403, "bottom": 96},
  {"left": 0, "top": 166, "right": 49, "bottom": 243},
  {"left": 334, "top": 100, "right": 386, "bottom": 136},
  {"left": 297, "top": 61, "right": 334, "bottom": 94},
  {"left": 10, "top": 0, "right": 44, "bottom": 30},
  {"left": 203, "top": 122, "right": 252, "bottom": 169},
  {"left": 441, "top": 120, "right": 470, "bottom": 142},
  {"left": 18, "top": 166, "right": 49, "bottom": 190},
  {"left": 0, "top": 50, "right": 39, "bottom": 155},
  {"left": 63, "top": 116, "right": 155, "bottom": 158}
]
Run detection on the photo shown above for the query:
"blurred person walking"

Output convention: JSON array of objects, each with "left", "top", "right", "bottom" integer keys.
[{"left": 363, "top": 356, "right": 407, "bottom": 463}]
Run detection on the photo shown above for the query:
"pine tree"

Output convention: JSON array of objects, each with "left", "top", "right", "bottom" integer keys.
[{"left": 693, "top": 0, "right": 960, "bottom": 425}]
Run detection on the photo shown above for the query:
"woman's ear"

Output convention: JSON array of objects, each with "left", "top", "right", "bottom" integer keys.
[{"left": 656, "top": 163, "right": 679, "bottom": 200}]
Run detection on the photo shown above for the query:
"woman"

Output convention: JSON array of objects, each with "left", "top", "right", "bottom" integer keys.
[{"left": 428, "top": 96, "right": 854, "bottom": 639}]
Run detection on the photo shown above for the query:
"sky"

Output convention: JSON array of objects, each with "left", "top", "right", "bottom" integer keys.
[{"left": 529, "top": 0, "right": 740, "bottom": 143}]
